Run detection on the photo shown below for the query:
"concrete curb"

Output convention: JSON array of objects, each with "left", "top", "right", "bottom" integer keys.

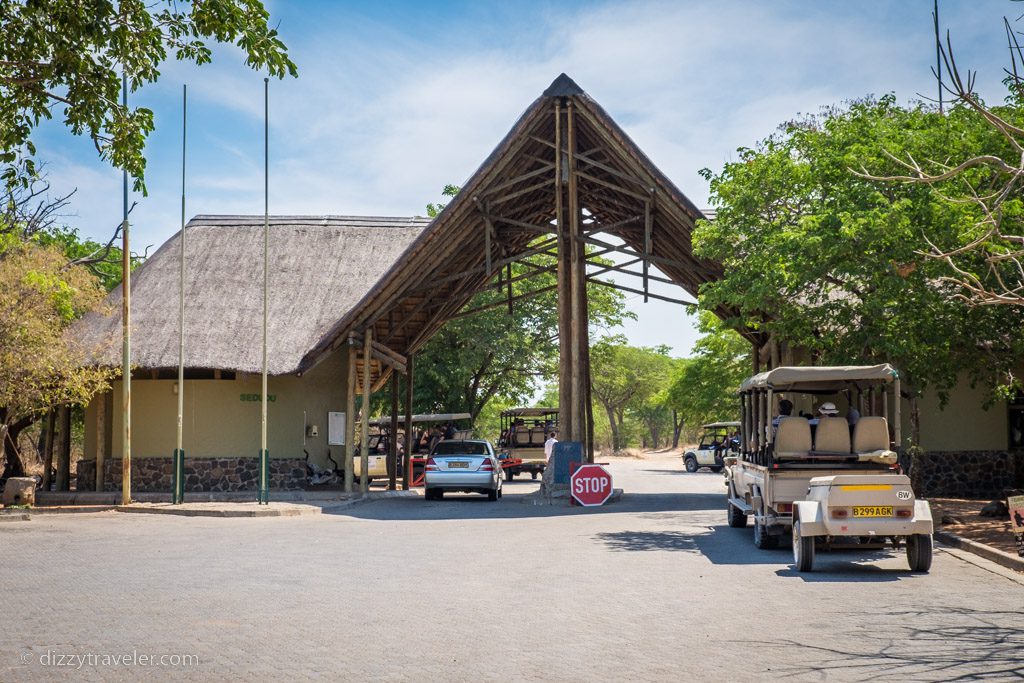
[
  {"left": 0, "top": 511, "right": 31, "bottom": 522},
  {"left": 521, "top": 488, "right": 624, "bottom": 506},
  {"left": 935, "top": 530, "right": 1024, "bottom": 573},
  {"left": 116, "top": 504, "right": 321, "bottom": 518}
]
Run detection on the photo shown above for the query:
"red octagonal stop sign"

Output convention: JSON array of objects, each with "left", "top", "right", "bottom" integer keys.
[{"left": 571, "top": 464, "right": 614, "bottom": 507}]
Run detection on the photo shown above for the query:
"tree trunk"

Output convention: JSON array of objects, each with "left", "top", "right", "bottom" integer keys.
[
  {"left": 1, "top": 418, "right": 33, "bottom": 482},
  {"left": 672, "top": 410, "right": 682, "bottom": 449},
  {"left": 41, "top": 409, "right": 55, "bottom": 490},
  {"left": 908, "top": 393, "right": 921, "bottom": 448},
  {"left": 615, "top": 410, "right": 626, "bottom": 450},
  {"left": 603, "top": 404, "right": 620, "bottom": 451},
  {"left": 56, "top": 405, "right": 71, "bottom": 491}
]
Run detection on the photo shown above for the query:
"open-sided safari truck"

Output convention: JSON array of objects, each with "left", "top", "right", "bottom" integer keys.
[
  {"left": 724, "top": 364, "right": 934, "bottom": 573},
  {"left": 682, "top": 422, "right": 740, "bottom": 473}
]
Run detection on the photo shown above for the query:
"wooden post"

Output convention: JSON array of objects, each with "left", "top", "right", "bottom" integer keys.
[
  {"left": 555, "top": 101, "right": 574, "bottom": 443},
  {"left": 388, "top": 370, "right": 399, "bottom": 491},
  {"left": 568, "top": 100, "right": 586, "bottom": 444},
  {"left": 402, "top": 354, "right": 414, "bottom": 489},
  {"left": 360, "top": 329, "right": 373, "bottom": 494},
  {"left": 41, "top": 409, "right": 55, "bottom": 491},
  {"left": 56, "top": 404, "right": 71, "bottom": 492},
  {"left": 344, "top": 340, "right": 356, "bottom": 493}
]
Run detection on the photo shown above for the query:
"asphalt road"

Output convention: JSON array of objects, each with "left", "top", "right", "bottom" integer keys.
[{"left": 2, "top": 453, "right": 1023, "bottom": 682}]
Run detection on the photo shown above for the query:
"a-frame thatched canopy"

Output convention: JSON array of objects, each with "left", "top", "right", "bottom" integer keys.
[{"left": 303, "top": 74, "right": 726, "bottom": 374}]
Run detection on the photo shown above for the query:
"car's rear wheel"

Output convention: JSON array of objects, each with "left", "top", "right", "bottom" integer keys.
[
  {"left": 727, "top": 502, "right": 748, "bottom": 528},
  {"left": 684, "top": 456, "right": 698, "bottom": 473},
  {"left": 487, "top": 487, "right": 498, "bottom": 501},
  {"left": 907, "top": 534, "right": 933, "bottom": 573},
  {"left": 793, "top": 520, "right": 815, "bottom": 572},
  {"left": 424, "top": 488, "right": 436, "bottom": 500},
  {"left": 753, "top": 518, "right": 779, "bottom": 549}
]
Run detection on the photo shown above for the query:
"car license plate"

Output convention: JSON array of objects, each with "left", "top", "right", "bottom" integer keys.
[
  {"left": 852, "top": 506, "right": 892, "bottom": 517},
  {"left": 448, "top": 461, "right": 469, "bottom": 469}
]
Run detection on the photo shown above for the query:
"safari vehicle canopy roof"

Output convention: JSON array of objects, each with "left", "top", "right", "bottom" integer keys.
[
  {"left": 703, "top": 421, "right": 741, "bottom": 429},
  {"left": 739, "top": 364, "right": 899, "bottom": 393},
  {"left": 501, "top": 407, "right": 559, "bottom": 418},
  {"left": 367, "top": 412, "right": 471, "bottom": 426}
]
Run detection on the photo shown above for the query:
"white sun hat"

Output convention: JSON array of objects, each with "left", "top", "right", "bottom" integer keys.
[{"left": 818, "top": 402, "right": 839, "bottom": 415}]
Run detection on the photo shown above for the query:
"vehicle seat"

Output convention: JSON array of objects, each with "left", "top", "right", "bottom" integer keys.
[
  {"left": 814, "top": 417, "right": 851, "bottom": 454},
  {"left": 513, "top": 425, "right": 530, "bottom": 446},
  {"left": 852, "top": 416, "right": 897, "bottom": 465},
  {"left": 774, "top": 417, "right": 811, "bottom": 460}
]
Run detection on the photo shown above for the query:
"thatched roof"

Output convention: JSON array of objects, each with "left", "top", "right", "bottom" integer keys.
[
  {"left": 305, "top": 73, "right": 741, "bottom": 370},
  {"left": 74, "top": 215, "right": 429, "bottom": 375}
]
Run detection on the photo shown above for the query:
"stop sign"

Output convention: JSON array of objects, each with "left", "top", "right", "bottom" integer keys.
[{"left": 570, "top": 464, "right": 614, "bottom": 507}]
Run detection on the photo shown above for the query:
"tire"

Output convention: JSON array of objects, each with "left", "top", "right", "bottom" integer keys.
[
  {"left": 531, "top": 472, "right": 538, "bottom": 480},
  {"left": 727, "top": 502, "right": 748, "bottom": 528},
  {"left": 424, "top": 488, "right": 437, "bottom": 501},
  {"left": 710, "top": 466, "right": 724, "bottom": 473},
  {"left": 684, "top": 457, "right": 698, "bottom": 473},
  {"left": 793, "top": 520, "right": 815, "bottom": 572},
  {"left": 753, "top": 518, "right": 779, "bottom": 549},
  {"left": 506, "top": 470, "right": 514, "bottom": 481},
  {"left": 487, "top": 487, "right": 498, "bottom": 501},
  {"left": 907, "top": 534, "right": 933, "bottom": 573}
]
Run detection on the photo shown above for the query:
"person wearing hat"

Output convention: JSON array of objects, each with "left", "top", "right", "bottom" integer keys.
[{"left": 817, "top": 402, "right": 839, "bottom": 417}]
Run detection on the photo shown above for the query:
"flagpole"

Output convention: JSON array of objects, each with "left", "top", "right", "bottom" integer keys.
[
  {"left": 259, "top": 77, "right": 270, "bottom": 504},
  {"left": 173, "top": 84, "right": 187, "bottom": 504},
  {"left": 121, "top": 72, "right": 132, "bottom": 506}
]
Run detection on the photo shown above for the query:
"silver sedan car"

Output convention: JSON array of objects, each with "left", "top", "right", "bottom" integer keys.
[{"left": 424, "top": 439, "right": 503, "bottom": 501}]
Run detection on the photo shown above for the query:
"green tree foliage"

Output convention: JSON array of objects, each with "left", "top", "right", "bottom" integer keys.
[
  {"left": 590, "top": 337, "right": 675, "bottom": 451},
  {"left": 412, "top": 187, "right": 632, "bottom": 423},
  {"left": 666, "top": 312, "right": 750, "bottom": 443},
  {"left": 0, "top": 242, "right": 114, "bottom": 479},
  {"left": 0, "top": 0, "right": 297, "bottom": 192},
  {"left": 694, "top": 96, "right": 1024, "bottom": 443}
]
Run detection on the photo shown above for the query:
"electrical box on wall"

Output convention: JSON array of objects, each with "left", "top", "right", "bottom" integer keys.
[
  {"left": 306, "top": 424, "right": 319, "bottom": 438},
  {"left": 327, "top": 412, "right": 345, "bottom": 445}
]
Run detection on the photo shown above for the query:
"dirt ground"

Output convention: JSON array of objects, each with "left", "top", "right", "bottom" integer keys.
[{"left": 931, "top": 497, "right": 1019, "bottom": 555}]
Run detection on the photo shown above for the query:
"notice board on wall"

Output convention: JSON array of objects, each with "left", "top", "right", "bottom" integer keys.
[{"left": 328, "top": 412, "right": 346, "bottom": 446}]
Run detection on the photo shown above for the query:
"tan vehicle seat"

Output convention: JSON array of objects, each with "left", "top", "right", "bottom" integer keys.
[
  {"left": 814, "top": 417, "right": 851, "bottom": 454},
  {"left": 513, "top": 425, "right": 530, "bottom": 446},
  {"left": 774, "top": 417, "right": 811, "bottom": 460},
  {"left": 852, "top": 416, "right": 897, "bottom": 465}
]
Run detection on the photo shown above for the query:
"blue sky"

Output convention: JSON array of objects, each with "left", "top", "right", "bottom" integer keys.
[{"left": 31, "top": 0, "right": 1024, "bottom": 355}]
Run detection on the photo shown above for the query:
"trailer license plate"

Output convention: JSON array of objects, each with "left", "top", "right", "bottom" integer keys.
[
  {"left": 852, "top": 506, "right": 892, "bottom": 517},
  {"left": 448, "top": 461, "right": 469, "bottom": 469}
]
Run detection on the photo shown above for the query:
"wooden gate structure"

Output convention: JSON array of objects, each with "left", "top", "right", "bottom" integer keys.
[{"left": 302, "top": 73, "right": 727, "bottom": 479}]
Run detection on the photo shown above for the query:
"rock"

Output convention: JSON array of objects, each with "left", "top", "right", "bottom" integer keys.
[
  {"left": 1, "top": 477, "right": 36, "bottom": 506},
  {"left": 979, "top": 500, "right": 1009, "bottom": 518}
]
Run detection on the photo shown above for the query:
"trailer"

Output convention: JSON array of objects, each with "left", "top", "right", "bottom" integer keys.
[
  {"left": 497, "top": 407, "right": 558, "bottom": 480},
  {"left": 725, "top": 364, "right": 933, "bottom": 572}
]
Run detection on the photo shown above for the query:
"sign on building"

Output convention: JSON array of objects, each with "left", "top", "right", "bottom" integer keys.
[{"left": 328, "top": 412, "right": 346, "bottom": 446}]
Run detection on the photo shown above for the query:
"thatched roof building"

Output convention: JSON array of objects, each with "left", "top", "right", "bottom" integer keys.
[{"left": 75, "top": 215, "right": 429, "bottom": 375}]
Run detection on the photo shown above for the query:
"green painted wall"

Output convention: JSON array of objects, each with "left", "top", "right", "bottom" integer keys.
[{"left": 86, "top": 350, "right": 350, "bottom": 471}]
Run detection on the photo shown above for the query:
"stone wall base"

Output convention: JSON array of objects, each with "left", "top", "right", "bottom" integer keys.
[
  {"left": 76, "top": 457, "right": 308, "bottom": 493},
  {"left": 911, "top": 450, "right": 1024, "bottom": 498}
]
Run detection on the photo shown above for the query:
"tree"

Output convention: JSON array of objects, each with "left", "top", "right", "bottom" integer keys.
[
  {"left": 666, "top": 312, "right": 750, "bottom": 444},
  {"left": 0, "top": 0, "right": 297, "bottom": 192},
  {"left": 0, "top": 241, "right": 113, "bottom": 481},
  {"left": 590, "top": 338, "right": 675, "bottom": 451},
  {"left": 412, "top": 187, "right": 631, "bottom": 422},
  {"left": 694, "top": 96, "right": 1024, "bottom": 445}
]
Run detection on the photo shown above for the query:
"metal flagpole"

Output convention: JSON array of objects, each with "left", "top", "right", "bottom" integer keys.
[
  {"left": 173, "top": 84, "right": 187, "bottom": 504},
  {"left": 121, "top": 73, "right": 132, "bottom": 506},
  {"left": 258, "top": 77, "right": 270, "bottom": 504}
]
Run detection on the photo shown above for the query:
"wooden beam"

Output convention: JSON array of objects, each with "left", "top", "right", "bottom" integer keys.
[
  {"left": 360, "top": 330, "right": 372, "bottom": 494},
  {"left": 402, "top": 354, "right": 414, "bottom": 489},
  {"left": 585, "top": 277, "right": 697, "bottom": 307},
  {"left": 489, "top": 178, "right": 553, "bottom": 208},
  {"left": 569, "top": 100, "right": 586, "bottom": 444},
  {"left": 479, "top": 162, "right": 555, "bottom": 199},
  {"left": 643, "top": 198, "right": 652, "bottom": 303},
  {"left": 555, "top": 100, "right": 573, "bottom": 444},
  {"left": 344, "top": 340, "right": 356, "bottom": 493},
  {"left": 388, "top": 370, "right": 399, "bottom": 491},
  {"left": 449, "top": 283, "right": 559, "bottom": 320}
]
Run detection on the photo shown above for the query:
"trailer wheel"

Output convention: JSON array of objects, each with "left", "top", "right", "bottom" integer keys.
[
  {"left": 907, "top": 534, "right": 933, "bottom": 573},
  {"left": 753, "top": 518, "right": 779, "bottom": 549},
  {"left": 531, "top": 472, "right": 538, "bottom": 480},
  {"left": 506, "top": 470, "right": 515, "bottom": 481},
  {"left": 727, "top": 502, "right": 748, "bottom": 528},
  {"left": 792, "top": 520, "right": 815, "bottom": 572}
]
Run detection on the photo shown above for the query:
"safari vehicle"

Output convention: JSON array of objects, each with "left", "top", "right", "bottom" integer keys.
[
  {"left": 362, "top": 413, "right": 473, "bottom": 482},
  {"left": 682, "top": 422, "right": 740, "bottom": 473},
  {"left": 724, "top": 364, "right": 934, "bottom": 572},
  {"left": 497, "top": 407, "right": 558, "bottom": 480}
]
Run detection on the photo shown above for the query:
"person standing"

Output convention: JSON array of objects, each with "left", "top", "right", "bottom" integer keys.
[{"left": 544, "top": 432, "right": 558, "bottom": 462}]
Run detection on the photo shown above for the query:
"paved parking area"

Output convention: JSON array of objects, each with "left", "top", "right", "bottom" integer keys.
[{"left": 2, "top": 453, "right": 1022, "bottom": 682}]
